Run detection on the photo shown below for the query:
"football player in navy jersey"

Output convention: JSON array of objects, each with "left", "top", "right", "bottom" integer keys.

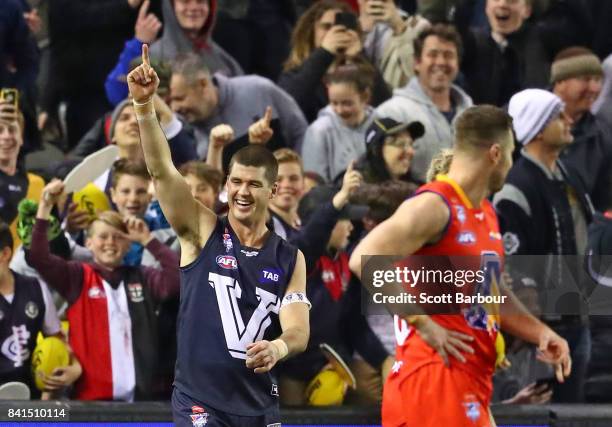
[{"left": 128, "top": 45, "right": 310, "bottom": 426}]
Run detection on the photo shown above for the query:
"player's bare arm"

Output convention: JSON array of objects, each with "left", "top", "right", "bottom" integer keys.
[
  {"left": 127, "top": 44, "right": 217, "bottom": 264},
  {"left": 246, "top": 250, "right": 309, "bottom": 373},
  {"left": 349, "top": 192, "right": 450, "bottom": 280},
  {"left": 349, "top": 192, "right": 474, "bottom": 366},
  {"left": 499, "top": 281, "right": 572, "bottom": 383}
]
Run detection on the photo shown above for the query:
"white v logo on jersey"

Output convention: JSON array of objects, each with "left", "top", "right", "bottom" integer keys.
[{"left": 209, "top": 272, "right": 280, "bottom": 359}]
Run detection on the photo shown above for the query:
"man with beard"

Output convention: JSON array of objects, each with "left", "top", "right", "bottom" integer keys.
[{"left": 350, "top": 105, "right": 571, "bottom": 426}]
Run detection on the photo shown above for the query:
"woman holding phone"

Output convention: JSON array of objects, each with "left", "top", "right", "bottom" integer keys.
[{"left": 278, "top": 0, "right": 390, "bottom": 123}]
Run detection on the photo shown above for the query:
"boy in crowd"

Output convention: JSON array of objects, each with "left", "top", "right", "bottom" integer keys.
[{"left": 28, "top": 180, "right": 180, "bottom": 401}]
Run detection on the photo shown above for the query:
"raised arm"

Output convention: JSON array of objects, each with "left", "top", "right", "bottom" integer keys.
[
  {"left": 245, "top": 250, "right": 310, "bottom": 373},
  {"left": 127, "top": 45, "right": 216, "bottom": 256}
]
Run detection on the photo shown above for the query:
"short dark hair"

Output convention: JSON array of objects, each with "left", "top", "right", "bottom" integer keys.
[
  {"left": 228, "top": 145, "right": 278, "bottom": 186},
  {"left": 179, "top": 161, "right": 224, "bottom": 193},
  {"left": 172, "top": 53, "right": 211, "bottom": 84},
  {"left": 454, "top": 105, "right": 514, "bottom": 150},
  {"left": 111, "top": 158, "right": 151, "bottom": 188},
  {"left": 414, "top": 24, "right": 463, "bottom": 60},
  {"left": 0, "top": 221, "right": 13, "bottom": 252}
]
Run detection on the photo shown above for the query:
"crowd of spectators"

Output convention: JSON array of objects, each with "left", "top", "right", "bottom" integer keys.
[{"left": 1, "top": 0, "right": 612, "bottom": 407}]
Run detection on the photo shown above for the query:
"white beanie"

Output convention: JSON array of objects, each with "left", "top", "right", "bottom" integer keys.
[{"left": 508, "top": 89, "right": 565, "bottom": 145}]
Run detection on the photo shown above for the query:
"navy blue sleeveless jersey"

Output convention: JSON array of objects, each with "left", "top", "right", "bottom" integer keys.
[
  {"left": 174, "top": 217, "right": 298, "bottom": 416},
  {"left": 0, "top": 272, "right": 45, "bottom": 388}
]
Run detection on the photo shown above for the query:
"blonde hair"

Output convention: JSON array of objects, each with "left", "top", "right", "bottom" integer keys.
[
  {"left": 273, "top": 148, "right": 304, "bottom": 174},
  {"left": 426, "top": 149, "right": 454, "bottom": 182},
  {"left": 87, "top": 210, "right": 128, "bottom": 236}
]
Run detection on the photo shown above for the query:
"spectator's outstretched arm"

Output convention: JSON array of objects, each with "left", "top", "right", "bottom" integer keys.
[
  {"left": 128, "top": 45, "right": 216, "bottom": 248},
  {"left": 29, "top": 180, "right": 84, "bottom": 304}
]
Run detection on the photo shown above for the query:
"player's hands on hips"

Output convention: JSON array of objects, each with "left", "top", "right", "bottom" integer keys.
[
  {"left": 246, "top": 340, "right": 281, "bottom": 373},
  {"left": 127, "top": 44, "right": 160, "bottom": 104},
  {"left": 416, "top": 316, "right": 474, "bottom": 366},
  {"left": 536, "top": 328, "right": 572, "bottom": 383}
]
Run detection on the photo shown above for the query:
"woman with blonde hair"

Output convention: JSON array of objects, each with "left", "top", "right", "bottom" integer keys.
[{"left": 278, "top": 0, "right": 390, "bottom": 122}]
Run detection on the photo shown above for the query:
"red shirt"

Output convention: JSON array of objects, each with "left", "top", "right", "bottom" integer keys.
[{"left": 393, "top": 175, "right": 505, "bottom": 391}]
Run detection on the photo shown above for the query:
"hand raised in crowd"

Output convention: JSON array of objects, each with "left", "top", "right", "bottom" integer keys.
[
  {"left": 536, "top": 329, "right": 572, "bottom": 383},
  {"left": 135, "top": 0, "right": 162, "bottom": 44},
  {"left": 65, "top": 203, "right": 91, "bottom": 235},
  {"left": 127, "top": 44, "right": 160, "bottom": 103},
  {"left": 321, "top": 26, "right": 353, "bottom": 55},
  {"left": 344, "top": 30, "right": 363, "bottom": 58},
  {"left": 248, "top": 106, "right": 274, "bottom": 145},
  {"left": 23, "top": 8, "right": 42, "bottom": 35},
  {"left": 210, "top": 124, "right": 235, "bottom": 148},
  {"left": 123, "top": 216, "right": 153, "bottom": 246},
  {"left": 40, "top": 179, "right": 65, "bottom": 208},
  {"left": 333, "top": 161, "right": 363, "bottom": 210},
  {"left": 364, "top": 0, "right": 405, "bottom": 34}
]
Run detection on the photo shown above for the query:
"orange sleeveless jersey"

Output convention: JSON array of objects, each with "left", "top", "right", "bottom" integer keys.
[{"left": 392, "top": 175, "right": 505, "bottom": 392}]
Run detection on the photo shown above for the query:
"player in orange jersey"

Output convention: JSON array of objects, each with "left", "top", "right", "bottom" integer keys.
[{"left": 349, "top": 105, "right": 571, "bottom": 427}]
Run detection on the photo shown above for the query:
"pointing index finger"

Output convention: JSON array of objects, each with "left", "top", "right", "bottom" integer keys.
[
  {"left": 138, "top": 0, "right": 150, "bottom": 20},
  {"left": 142, "top": 44, "right": 150, "bottom": 67},
  {"left": 263, "top": 106, "right": 272, "bottom": 126}
]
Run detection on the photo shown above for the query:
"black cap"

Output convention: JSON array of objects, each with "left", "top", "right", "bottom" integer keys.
[
  {"left": 365, "top": 118, "right": 425, "bottom": 146},
  {"left": 298, "top": 185, "right": 368, "bottom": 224}
]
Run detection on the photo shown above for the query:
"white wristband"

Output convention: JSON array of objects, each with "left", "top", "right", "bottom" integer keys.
[
  {"left": 132, "top": 98, "right": 153, "bottom": 106},
  {"left": 271, "top": 339, "right": 289, "bottom": 360}
]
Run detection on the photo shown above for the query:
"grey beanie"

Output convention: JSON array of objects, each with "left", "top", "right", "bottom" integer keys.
[{"left": 508, "top": 89, "right": 564, "bottom": 145}]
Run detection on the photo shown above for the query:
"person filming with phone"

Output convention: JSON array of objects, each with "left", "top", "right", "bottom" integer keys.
[{"left": 279, "top": 0, "right": 391, "bottom": 123}]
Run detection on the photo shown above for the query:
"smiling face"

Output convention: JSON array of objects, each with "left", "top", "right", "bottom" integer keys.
[
  {"left": 174, "top": 0, "right": 209, "bottom": 33},
  {"left": 270, "top": 161, "right": 305, "bottom": 213},
  {"left": 169, "top": 74, "right": 214, "bottom": 123},
  {"left": 540, "top": 111, "right": 574, "bottom": 148},
  {"left": 382, "top": 131, "right": 415, "bottom": 179},
  {"left": 226, "top": 163, "right": 275, "bottom": 225},
  {"left": 110, "top": 174, "right": 152, "bottom": 218},
  {"left": 113, "top": 105, "right": 140, "bottom": 149},
  {"left": 554, "top": 75, "right": 603, "bottom": 117},
  {"left": 86, "top": 221, "right": 129, "bottom": 268},
  {"left": 328, "top": 82, "right": 368, "bottom": 128},
  {"left": 0, "top": 120, "right": 22, "bottom": 169},
  {"left": 414, "top": 35, "right": 459, "bottom": 94},
  {"left": 486, "top": 0, "right": 531, "bottom": 35}
]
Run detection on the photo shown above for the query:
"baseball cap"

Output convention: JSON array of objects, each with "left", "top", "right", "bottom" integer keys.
[
  {"left": 298, "top": 185, "right": 368, "bottom": 224},
  {"left": 365, "top": 118, "right": 425, "bottom": 146}
]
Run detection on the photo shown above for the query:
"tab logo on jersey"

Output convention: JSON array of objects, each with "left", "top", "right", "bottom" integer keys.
[
  {"left": 260, "top": 268, "right": 281, "bottom": 284},
  {"left": 216, "top": 255, "right": 238, "bottom": 270},
  {"left": 457, "top": 231, "right": 476, "bottom": 245}
]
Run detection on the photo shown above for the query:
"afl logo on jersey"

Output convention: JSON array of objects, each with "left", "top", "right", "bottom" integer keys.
[
  {"left": 216, "top": 255, "right": 238, "bottom": 270},
  {"left": 457, "top": 231, "right": 476, "bottom": 245}
]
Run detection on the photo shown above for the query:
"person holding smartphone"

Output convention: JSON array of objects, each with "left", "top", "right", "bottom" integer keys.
[
  {"left": 359, "top": 0, "right": 430, "bottom": 89},
  {"left": 279, "top": 0, "right": 391, "bottom": 123}
]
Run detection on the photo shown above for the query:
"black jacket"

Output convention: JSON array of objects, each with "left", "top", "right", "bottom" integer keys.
[{"left": 560, "top": 112, "right": 612, "bottom": 212}]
